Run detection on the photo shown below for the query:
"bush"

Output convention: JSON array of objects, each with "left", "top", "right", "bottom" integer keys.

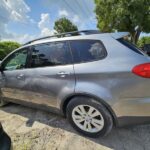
[
  {"left": 137, "top": 36, "right": 150, "bottom": 48},
  {"left": 0, "top": 41, "right": 21, "bottom": 60}
]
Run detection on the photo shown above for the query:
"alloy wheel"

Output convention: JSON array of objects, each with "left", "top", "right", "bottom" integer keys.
[{"left": 72, "top": 105, "right": 104, "bottom": 133}]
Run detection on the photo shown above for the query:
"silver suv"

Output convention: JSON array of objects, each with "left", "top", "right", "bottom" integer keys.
[{"left": 0, "top": 30, "right": 150, "bottom": 137}]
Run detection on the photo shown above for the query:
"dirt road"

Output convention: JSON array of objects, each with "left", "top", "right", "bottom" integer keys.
[{"left": 0, "top": 104, "right": 150, "bottom": 150}]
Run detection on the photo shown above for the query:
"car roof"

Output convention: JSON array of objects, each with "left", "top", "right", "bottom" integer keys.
[{"left": 23, "top": 30, "right": 129, "bottom": 48}]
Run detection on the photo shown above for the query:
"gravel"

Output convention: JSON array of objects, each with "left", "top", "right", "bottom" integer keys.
[{"left": 0, "top": 103, "right": 150, "bottom": 150}]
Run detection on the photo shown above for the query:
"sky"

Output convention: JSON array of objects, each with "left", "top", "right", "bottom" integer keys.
[
  {"left": 0, "top": 0, "right": 97, "bottom": 43},
  {"left": 0, "top": 0, "right": 149, "bottom": 44}
]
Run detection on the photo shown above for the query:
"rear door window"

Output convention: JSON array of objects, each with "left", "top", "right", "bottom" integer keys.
[
  {"left": 30, "top": 41, "right": 72, "bottom": 68},
  {"left": 69, "top": 40, "right": 107, "bottom": 63}
]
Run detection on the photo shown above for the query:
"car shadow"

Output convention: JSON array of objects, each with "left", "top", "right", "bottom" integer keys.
[{"left": 1, "top": 103, "right": 150, "bottom": 150}]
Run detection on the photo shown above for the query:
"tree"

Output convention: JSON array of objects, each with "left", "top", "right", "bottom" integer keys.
[
  {"left": 54, "top": 17, "right": 78, "bottom": 34},
  {"left": 137, "top": 36, "right": 150, "bottom": 47},
  {"left": 0, "top": 41, "right": 21, "bottom": 60},
  {"left": 94, "top": 0, "right": 150, "bottom": 44}
]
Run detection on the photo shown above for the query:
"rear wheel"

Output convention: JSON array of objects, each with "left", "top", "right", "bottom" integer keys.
[{"left": 67, "top": 96, "right": 113, "bottom": 137}]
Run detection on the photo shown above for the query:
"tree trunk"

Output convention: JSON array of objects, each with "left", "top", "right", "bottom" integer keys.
[{"left": 131, "top": 29, "right": 141, "bottom": 45}]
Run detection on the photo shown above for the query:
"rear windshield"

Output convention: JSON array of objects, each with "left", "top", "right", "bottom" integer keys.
[
  {"left": 69, "top": 40, "right": 107, "bottom": 64},
  {"left": 117, "top": 38, "right": 145, "bottom": 55}
]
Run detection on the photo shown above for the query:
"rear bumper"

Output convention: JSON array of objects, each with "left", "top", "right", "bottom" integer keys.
[
  {"left": 112, "top": 97, "right": 150, "bottom": 126},
  {"left": 112, "top": 97, "right": 150, "bottom": 117}
]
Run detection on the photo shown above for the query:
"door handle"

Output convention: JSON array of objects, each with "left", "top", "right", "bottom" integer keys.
[
  {"left": 57, "top": 72, "right": 71, "bottom": 77},
  {"left": 17, "top": 74, "right": 25, "bottom": 80}
]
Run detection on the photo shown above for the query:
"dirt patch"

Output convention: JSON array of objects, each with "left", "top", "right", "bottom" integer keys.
[{"left": 0, "top": 104, "right": 150, "bottom": 150}]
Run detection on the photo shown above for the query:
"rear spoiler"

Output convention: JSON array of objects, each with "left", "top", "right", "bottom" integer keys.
[{"left": 110, "top": 32, "right": 130, "bottom": 39}]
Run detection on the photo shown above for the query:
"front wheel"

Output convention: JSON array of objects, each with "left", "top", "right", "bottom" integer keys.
[{"left": 67, "top": 97, "right": 113, "bottom": 137}]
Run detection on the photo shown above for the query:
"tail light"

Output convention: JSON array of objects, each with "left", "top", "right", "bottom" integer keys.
[{"left": 132, "top": 63, "right": 150, "bottom": 78}]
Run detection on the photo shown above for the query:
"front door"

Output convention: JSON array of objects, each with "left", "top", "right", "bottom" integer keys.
[
  {"left": 0, "top": 41, "right": 75, "bottom": 109},
  {"left": 0, "top": 47, "right": 30, "bottom": 102}
]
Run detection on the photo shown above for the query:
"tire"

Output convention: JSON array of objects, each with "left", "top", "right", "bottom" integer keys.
[
  {"left": 66, "top": 96, "right": 113, "bottom": 138},
  {"left": 0, "top": 97, "right": 8, "bottom": 107}
]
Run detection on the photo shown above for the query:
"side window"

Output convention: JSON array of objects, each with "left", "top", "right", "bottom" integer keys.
[
  {"left": 70, "top": 40, "right": 107, "bottom": 63},
  {"left": 31, "top": 42, "right": 72, "bottom": 68},
  {"left": 3, "top": 48, "right": 28, "bottom": 71}
]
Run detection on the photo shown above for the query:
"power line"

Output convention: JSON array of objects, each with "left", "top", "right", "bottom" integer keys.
[
  {"left": 81, "top": 0, "right": 97, "bottom": 29},
  {"left": 63, "top": 0, "right": 79, "bottom": 16},
  {"left": 63, "top": 0, "right": 91, "bottom": 29},
  {"left": 83, "top": 0, "right": 92, "bottom": 15},
  {"left": 75, "top": 0, "right": 94, "bottom": 29},
  {"left": 75, "top": 0, "right": 90, "bottom": 19}
]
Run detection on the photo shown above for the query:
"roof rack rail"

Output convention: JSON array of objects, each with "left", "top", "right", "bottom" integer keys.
[{"left": 24, "top": 30, "right": 101, "bottom": 45}]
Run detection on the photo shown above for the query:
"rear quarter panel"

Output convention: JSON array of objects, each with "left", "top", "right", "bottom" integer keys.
[{"left": 74, "top": 35, "right": 150, "bottom": 118}]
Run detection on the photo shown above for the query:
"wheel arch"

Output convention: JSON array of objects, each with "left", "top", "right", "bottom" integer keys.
[{"left": 60, "top": 93, "right": 118, "bottom": 126}]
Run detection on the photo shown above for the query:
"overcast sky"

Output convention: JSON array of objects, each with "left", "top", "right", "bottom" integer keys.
[
  {"left": 0, "top": 0, "right": 149, "bottom": 43},
  {"left": 0, "top": 0, "right": 97, "bottom": 43}
]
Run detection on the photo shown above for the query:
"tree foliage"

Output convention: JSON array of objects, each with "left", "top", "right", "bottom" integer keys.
[
  {"left": 137, "top": 36, "right": 150, "bottom": 47},
  {"left": 0, "top": 41, "right": 21, "bottom": 60},
  {"left": 94, "top": 0, "right": 150, "bottom": 44},
  {"left": 54, "top": 17, "right": 78, "bottom": 34}
]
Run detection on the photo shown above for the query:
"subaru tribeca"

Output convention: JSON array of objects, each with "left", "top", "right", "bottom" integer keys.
[{"left": 0, "top": 30, "right": 149, "bottom": 137}]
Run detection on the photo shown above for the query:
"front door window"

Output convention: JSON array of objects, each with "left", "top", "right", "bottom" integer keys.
[{"left": 4, "top": 49, "right": 28, "bottom": 71}]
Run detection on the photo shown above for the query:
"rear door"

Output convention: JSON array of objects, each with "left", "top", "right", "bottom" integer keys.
[
  {"left": 22, "top": 41, "right": 75, "bottom": 108},
  {"left": 69, "top": 39, "right": 107, "bottom": 96}
]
